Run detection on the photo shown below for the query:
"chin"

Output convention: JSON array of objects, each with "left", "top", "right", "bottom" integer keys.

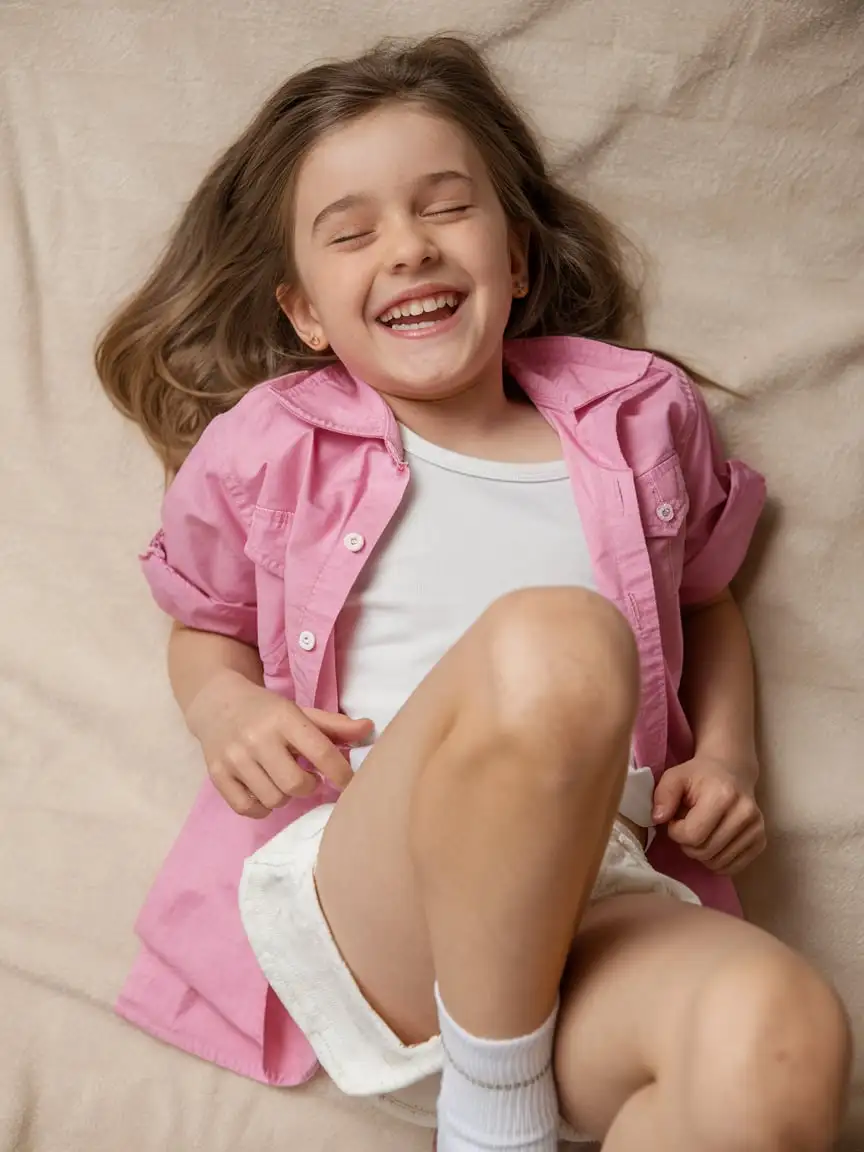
[
  {"left": 348, "top": 329, "right": 501, "bottom": 402},
  {"left": 381, "top": 352, "right": 487, "bottom": 397},
  {"left": 382, "top": 373, "right": 476, "bottom": 403}
]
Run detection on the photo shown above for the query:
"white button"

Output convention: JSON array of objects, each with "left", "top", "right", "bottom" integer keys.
[
  {"left": 656, "top": 502, "right": 675, "bottom": 523},
  {"left": 298, "top": 631, "right": 316, "bottom": 651},
  {"left": 343, "top": 532, "right": 365, "bottom": 553}
]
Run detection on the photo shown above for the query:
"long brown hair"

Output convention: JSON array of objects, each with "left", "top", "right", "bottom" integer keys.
[{"left": 95, "top": 35, "right": 640, "bottom": 471}]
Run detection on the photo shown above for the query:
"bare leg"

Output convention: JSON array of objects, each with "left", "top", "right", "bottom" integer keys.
[
  {"left": 553, "top": 894, "right": 853, "bottom": 1151},
  {"left": 314, "top": 588, "right": 851, "bottom": 1150},
  {"left": 409, "top": 589, "right": 638, "bottom": 1036},
  {"left": 315, "top": 587, "right": 638, "bottom": 1041}
]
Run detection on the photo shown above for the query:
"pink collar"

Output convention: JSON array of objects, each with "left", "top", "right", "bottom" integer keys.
[{"left": 267, "top": 336, "right": 652, "bottom": 464}]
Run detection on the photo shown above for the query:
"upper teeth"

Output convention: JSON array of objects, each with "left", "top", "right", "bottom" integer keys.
[{"left": 379, "top": 293, "right": 460, "bottom": 323}]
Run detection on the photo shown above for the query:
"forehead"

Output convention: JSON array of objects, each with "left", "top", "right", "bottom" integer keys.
[{"left": 293, "top": 104, "right": 486, "bottom": 219}]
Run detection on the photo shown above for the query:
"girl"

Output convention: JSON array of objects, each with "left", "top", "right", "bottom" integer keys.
[{"left": 97, "top": 35, "right": 852, "bottom": 1152}]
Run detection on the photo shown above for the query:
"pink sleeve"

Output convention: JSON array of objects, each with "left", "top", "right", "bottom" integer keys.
[
  {"left": 139, "top": 419, "right": 258, "bottom": 646},
  {"left": 677, "top": 380, "right": 767, "bottom": 606}
]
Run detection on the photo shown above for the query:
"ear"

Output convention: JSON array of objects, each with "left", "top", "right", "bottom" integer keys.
[
  {"left": 507, "top": 222, "right": 530, "bottom": 295},
  {"left": 276, "top": 283, "right": 329, "bottom": 352}
]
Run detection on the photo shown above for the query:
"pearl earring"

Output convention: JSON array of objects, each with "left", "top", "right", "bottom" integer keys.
[{"left": 309, "top": 335, "right": 320, "bottom": 347}]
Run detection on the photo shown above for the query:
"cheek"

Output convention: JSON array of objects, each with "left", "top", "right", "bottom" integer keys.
[
  {"left": 304, "top": 263, "right": 365, "bottom": 327},
  {"left": 480, "top": 244, "right": 516, "bottom": 315},
  {"left": 473, "top": 221, "right": 516, "bottom": 295}
]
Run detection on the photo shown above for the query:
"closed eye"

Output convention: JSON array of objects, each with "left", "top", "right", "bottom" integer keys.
[
  {"left": 330, "top": 231, "right": 373, "bottom": 246},
  {"left": 329, "top": 204, "right": 470, "bottom": 244}
]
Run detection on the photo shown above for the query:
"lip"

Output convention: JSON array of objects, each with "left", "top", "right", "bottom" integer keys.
[{"left": 372, "top": 282, "right": 467, "bottom": 322}]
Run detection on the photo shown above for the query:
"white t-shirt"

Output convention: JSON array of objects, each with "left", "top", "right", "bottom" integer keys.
[{"left": 335, "top": 425, "right": 654, "bottom": 826}]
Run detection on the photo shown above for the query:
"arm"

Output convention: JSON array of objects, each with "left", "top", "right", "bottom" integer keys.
[
  {"left": 651, "top": 373, "right": 768, "bottom": 872},
  {"left": 166, "top": 621, "right": 364, "bottom": 812},
  {"left": 144, "top": 423, "right": 357, "bottom": 808},
  {"left": 168, "top": 621, "right": 264, "bottom": 723},
  {"left": 678, "top": 587, "right": 759, "bottom": 786},
  {"left": 652, "top": 586, "right": 766, "bottom": 874}
]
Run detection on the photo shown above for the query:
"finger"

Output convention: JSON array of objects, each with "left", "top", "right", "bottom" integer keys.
[
  {"left": 283, "top": 715, "right": 354, "bottom": 790},
  {"left": 717, "top": 835, "right": 766, "bottom": 875},
  {"left": 651, "top": 771, "right": 688, "bottom": 824},
  {"left": 301, "top": 708, "right": 374, "bottom": 744},
  {"left": 213, "top": 770, "right": 271, "bottom": 820},
  {"left": 258, "top": 737, "right": 318, "bottom": 799},
  {"left": 722, "top": 841, "right": 766, "bottom": 876},
  {"left": 685, "top": 799, "right": 761, "bottom": 862},
  {"left": 668, "top": 786, "right": 734, "bottom": 848},
  {"left": 232, "top": 750, "right": 287, "bottom": 811},
  {"left": 712, "top": 823, "right": 767, "bottom": 874}
]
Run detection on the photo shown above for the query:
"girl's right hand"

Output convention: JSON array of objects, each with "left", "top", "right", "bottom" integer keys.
[{"left": 185, "top": 670, "right": 373, "bottom": 818}]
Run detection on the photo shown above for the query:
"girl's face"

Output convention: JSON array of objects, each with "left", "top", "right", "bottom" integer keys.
[{"left": 283, "top": 103, "right": 527, "bottom": 404}]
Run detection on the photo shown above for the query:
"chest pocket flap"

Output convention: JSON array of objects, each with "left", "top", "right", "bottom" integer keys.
[
  {"left": 634, "top": 455, "right": 689, "bottom": 537},
  {"left": 243, "top": 506, "right": 293, "bottom": 576}
]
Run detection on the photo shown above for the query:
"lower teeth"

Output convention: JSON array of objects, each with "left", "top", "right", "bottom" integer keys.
[{"left": 391, "top": 320, "right": 437, "bottom": 330}]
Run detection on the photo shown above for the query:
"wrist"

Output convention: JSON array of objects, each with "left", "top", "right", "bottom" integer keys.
[
  {"left": 694, "top": 739, "right": 760, "bottom": 785},
  {"left": 184, "top": 667, "right": 254, "bottom": 738}
]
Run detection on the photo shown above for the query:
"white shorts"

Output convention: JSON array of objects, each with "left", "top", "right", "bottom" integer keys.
[{"left": 239, "top": 806, "right": 700, "bottom": 1143}]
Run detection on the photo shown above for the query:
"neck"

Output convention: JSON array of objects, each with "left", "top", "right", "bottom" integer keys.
[
  {"left": 377, "top": 350, "right": 561, "bottom": 464},
  {"left": 382, "top": 352, "right": 512, "bottom": 451}
]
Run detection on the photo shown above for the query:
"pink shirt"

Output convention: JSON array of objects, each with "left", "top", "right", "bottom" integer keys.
[{"left": 117, "top": 337, "right": 766, "bottom": 1086}]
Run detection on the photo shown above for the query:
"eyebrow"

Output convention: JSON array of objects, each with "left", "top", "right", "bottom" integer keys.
[{"left": 310, "top": 170, "right": 474, "bottom": 234}]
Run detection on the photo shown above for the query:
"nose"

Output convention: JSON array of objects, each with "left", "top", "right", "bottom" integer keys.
[{"left": 384, "top": 212, "right": 439, "bottom": 273}]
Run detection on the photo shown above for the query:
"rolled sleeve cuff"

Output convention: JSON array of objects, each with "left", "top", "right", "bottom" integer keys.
[
  {"left": 680, "top": 460, "right": 767, "bottom": 606},
  {"left": 140, "top": 531, "right": 259, "bottom": 646}
]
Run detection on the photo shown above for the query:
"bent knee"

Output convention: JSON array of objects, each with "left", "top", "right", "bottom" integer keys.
[
  {"left": 686, "top": 949, "right": 852, "bottom": 1150},
  {"left": 478, "top": 588, "right": 639, "bottom": 732}
]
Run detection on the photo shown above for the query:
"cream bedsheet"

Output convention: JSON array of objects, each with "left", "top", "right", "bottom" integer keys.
[{"left": 1, "top": 1, "right": 862, "bottom": 1148}]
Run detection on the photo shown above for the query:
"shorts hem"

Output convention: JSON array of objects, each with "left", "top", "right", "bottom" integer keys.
[{"left": 240, "top": 809, "right": 699, "bottom": 1114}]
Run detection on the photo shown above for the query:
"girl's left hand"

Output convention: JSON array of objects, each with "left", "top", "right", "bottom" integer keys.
[{"left": 651, "top": 755, "right": 767, "bottom": 875}]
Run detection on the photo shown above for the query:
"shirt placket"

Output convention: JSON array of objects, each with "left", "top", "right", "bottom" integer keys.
[
  {"left": 288, "top": 455, "right": 410, "bottom": 710},
  {"left": 558, "top": 408, "right": 669, "bottom": 775}
]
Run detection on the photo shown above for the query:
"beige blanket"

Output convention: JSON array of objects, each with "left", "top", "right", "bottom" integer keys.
[{"left": 1, "top": 0, "right": 861, "bottom": 1147}]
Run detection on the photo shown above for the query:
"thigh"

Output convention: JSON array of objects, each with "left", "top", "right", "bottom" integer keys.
[
  {"left": 314, "top": 620, "right": 470, "bottom": 1045},
  {"left": 315, "top": 587, "right": 636, "bottom": 1048},
  {"left": 553, "top": 893, "right": 809, "bottom": 1138},
  {"left": 315, "top": 586, "right": 632, "bottom": 1046}
]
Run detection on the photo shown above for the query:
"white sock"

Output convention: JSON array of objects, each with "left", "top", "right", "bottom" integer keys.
[{"left": 435, "top": 983, "right": 560, "bottom": 1152}]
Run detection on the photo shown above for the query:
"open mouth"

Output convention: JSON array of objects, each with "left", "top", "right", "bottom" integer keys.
[{"left": 376, "top": 291, "right": 465, "bottom": 332}]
